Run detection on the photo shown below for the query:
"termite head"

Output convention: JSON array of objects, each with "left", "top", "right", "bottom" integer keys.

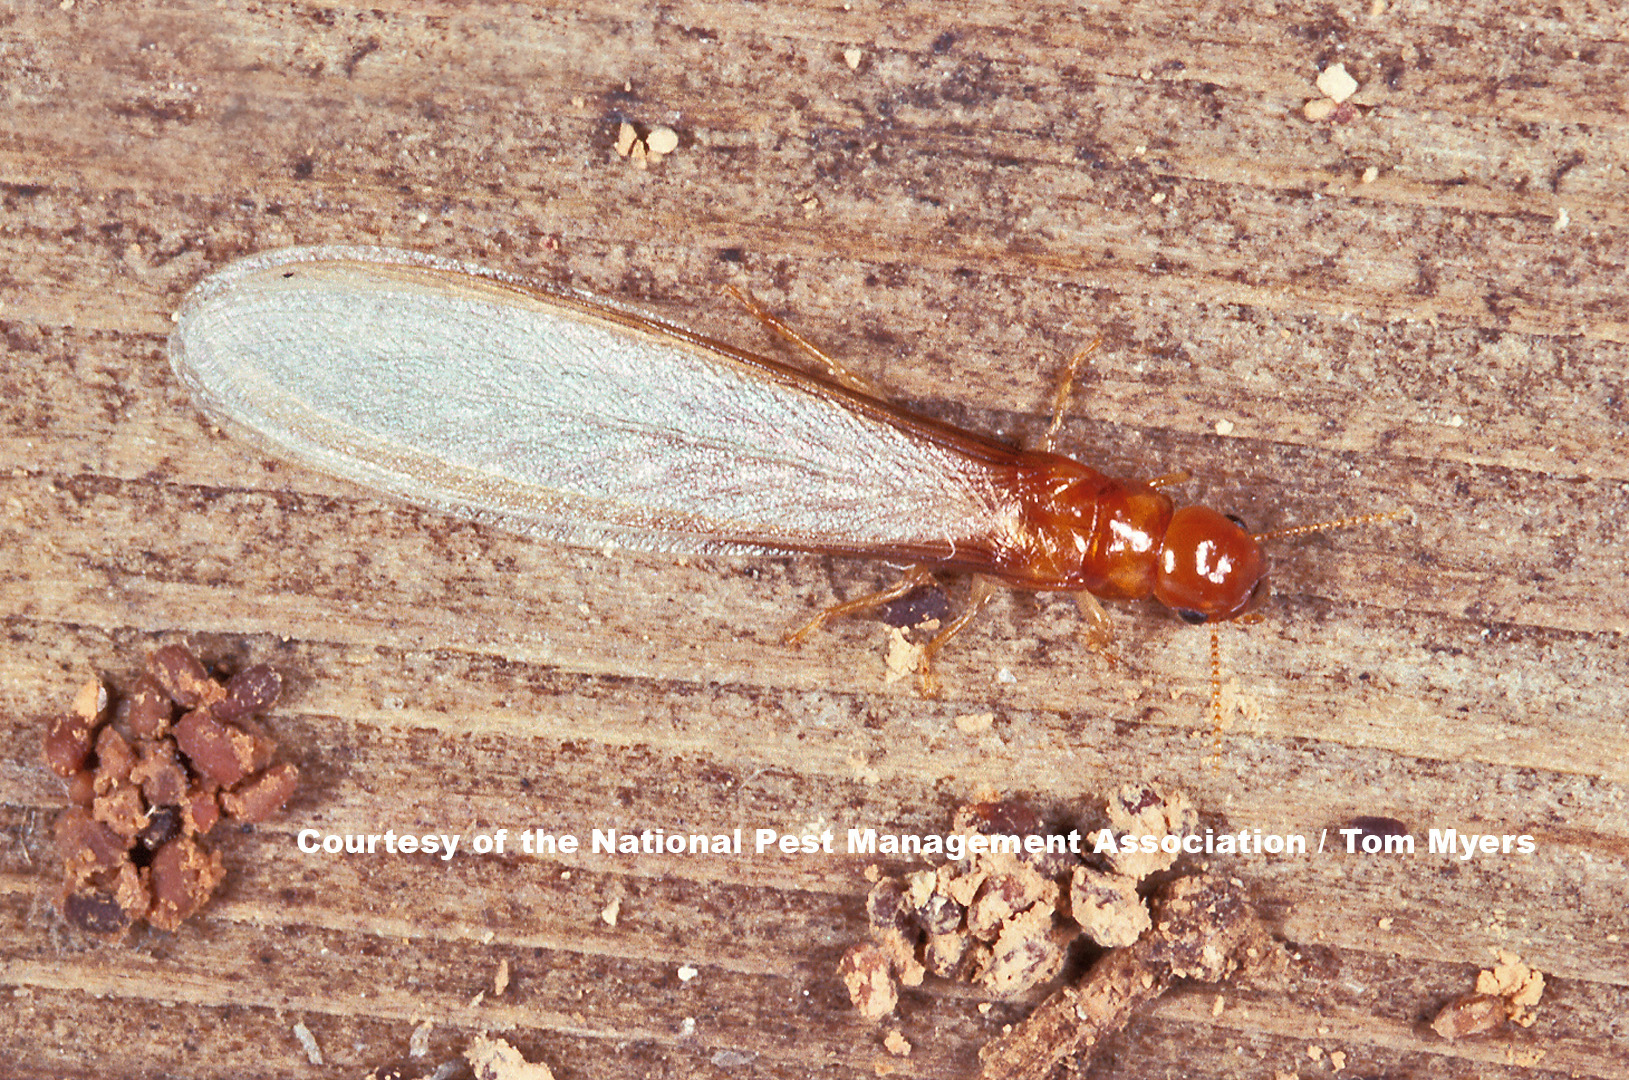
[{"left": 1153, "top": 506, "right": 1267, "bottom": 624}]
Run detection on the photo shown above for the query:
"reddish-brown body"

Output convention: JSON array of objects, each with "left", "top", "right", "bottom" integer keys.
[
  {"left": 936, "top": 449, "right": 1266, "bottom": 625},
  {"left": 980, "top": 455, "right": 1175, "bottom": 596},
  {"left": 775, "top": 375, "right": 1271, "bottom": 626}
]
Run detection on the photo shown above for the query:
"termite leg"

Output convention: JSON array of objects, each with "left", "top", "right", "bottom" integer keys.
[
  {"left": 918, "top": 575, "right": 1000, "bottom": 696},
  {"left": 785, "top": 565, "right": 939, "bottom": 647},
  {"left": 1073, "top": 592, "right": 1121, "bottom": 665},
  {"left": 1146, "top": 471, "right": 1192, "bottom": 490},
  {"left": 723, "top": 285, "right": 883, "bottom": 396},
  {"left": 1040, "top": 337, "right": 1103, "bottom": 454}
]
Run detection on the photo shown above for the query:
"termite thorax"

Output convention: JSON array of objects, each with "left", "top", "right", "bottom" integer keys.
[{"left": 1001, "top": 456, "right": 1175, "bottom": 598}]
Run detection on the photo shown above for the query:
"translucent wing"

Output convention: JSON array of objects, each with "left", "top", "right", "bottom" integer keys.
[{"left": 169, "top": 245, "right": 1022, "bottom": 561}]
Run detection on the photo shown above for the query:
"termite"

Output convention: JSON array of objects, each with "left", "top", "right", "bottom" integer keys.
[{"left": 170, "top": 245, "right": 1405, "bottom": 744}]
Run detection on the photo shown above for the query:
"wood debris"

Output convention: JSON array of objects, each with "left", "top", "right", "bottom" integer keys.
[
  {"left": 466, "top": 1035, "right": 556, "bottom": 1080},
  {"left": 977, "top": 873, "right": 1268, "bottom": 1080},
  {"left": 1431, "top": 947, "right": 1546, "bottom": 1040},
  {"left": 613, "top": 121, "right": 679, "bottom": 169}
]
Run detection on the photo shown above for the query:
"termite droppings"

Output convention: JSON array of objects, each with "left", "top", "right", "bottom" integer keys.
[{"left": 44, "top": 645, "right": 299, "bottom": 937}]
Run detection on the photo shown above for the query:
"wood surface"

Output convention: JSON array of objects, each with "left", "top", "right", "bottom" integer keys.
[{"left": 3, "top": 2, "right": 1626, "bottom": 1077}]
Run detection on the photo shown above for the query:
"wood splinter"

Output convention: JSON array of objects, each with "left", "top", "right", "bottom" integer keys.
[{"left": 977, "top": 873, "right": 1268, "bottom": 1080}]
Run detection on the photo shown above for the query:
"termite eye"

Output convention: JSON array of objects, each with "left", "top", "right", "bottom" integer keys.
[
  {"left": 1175, "top": 609, "right": 1208, "bottom": 625},
  {"left": 1226, "top": 513, "right": 1247, "bottom": 528}
]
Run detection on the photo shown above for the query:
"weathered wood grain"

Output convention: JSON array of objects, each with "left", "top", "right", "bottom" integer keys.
[{"left": 2, "top": 2, "right": 1626, "bottom": 1077}]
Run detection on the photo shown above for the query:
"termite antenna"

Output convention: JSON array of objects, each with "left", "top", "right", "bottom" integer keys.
[
  {"left": 1209, "top": 626, "right": 1223, "bottom": 771},
  {"left": 1253, "top": 506, "right": 1412, "bottom": 544},
  {"left": 1041, "top": 337, "right": 1103, "bottom": 453}
]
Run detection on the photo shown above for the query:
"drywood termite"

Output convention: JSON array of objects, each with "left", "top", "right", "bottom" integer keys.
[{"left": 170, "top": 245, "right": 1407, "bottom": 742}]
